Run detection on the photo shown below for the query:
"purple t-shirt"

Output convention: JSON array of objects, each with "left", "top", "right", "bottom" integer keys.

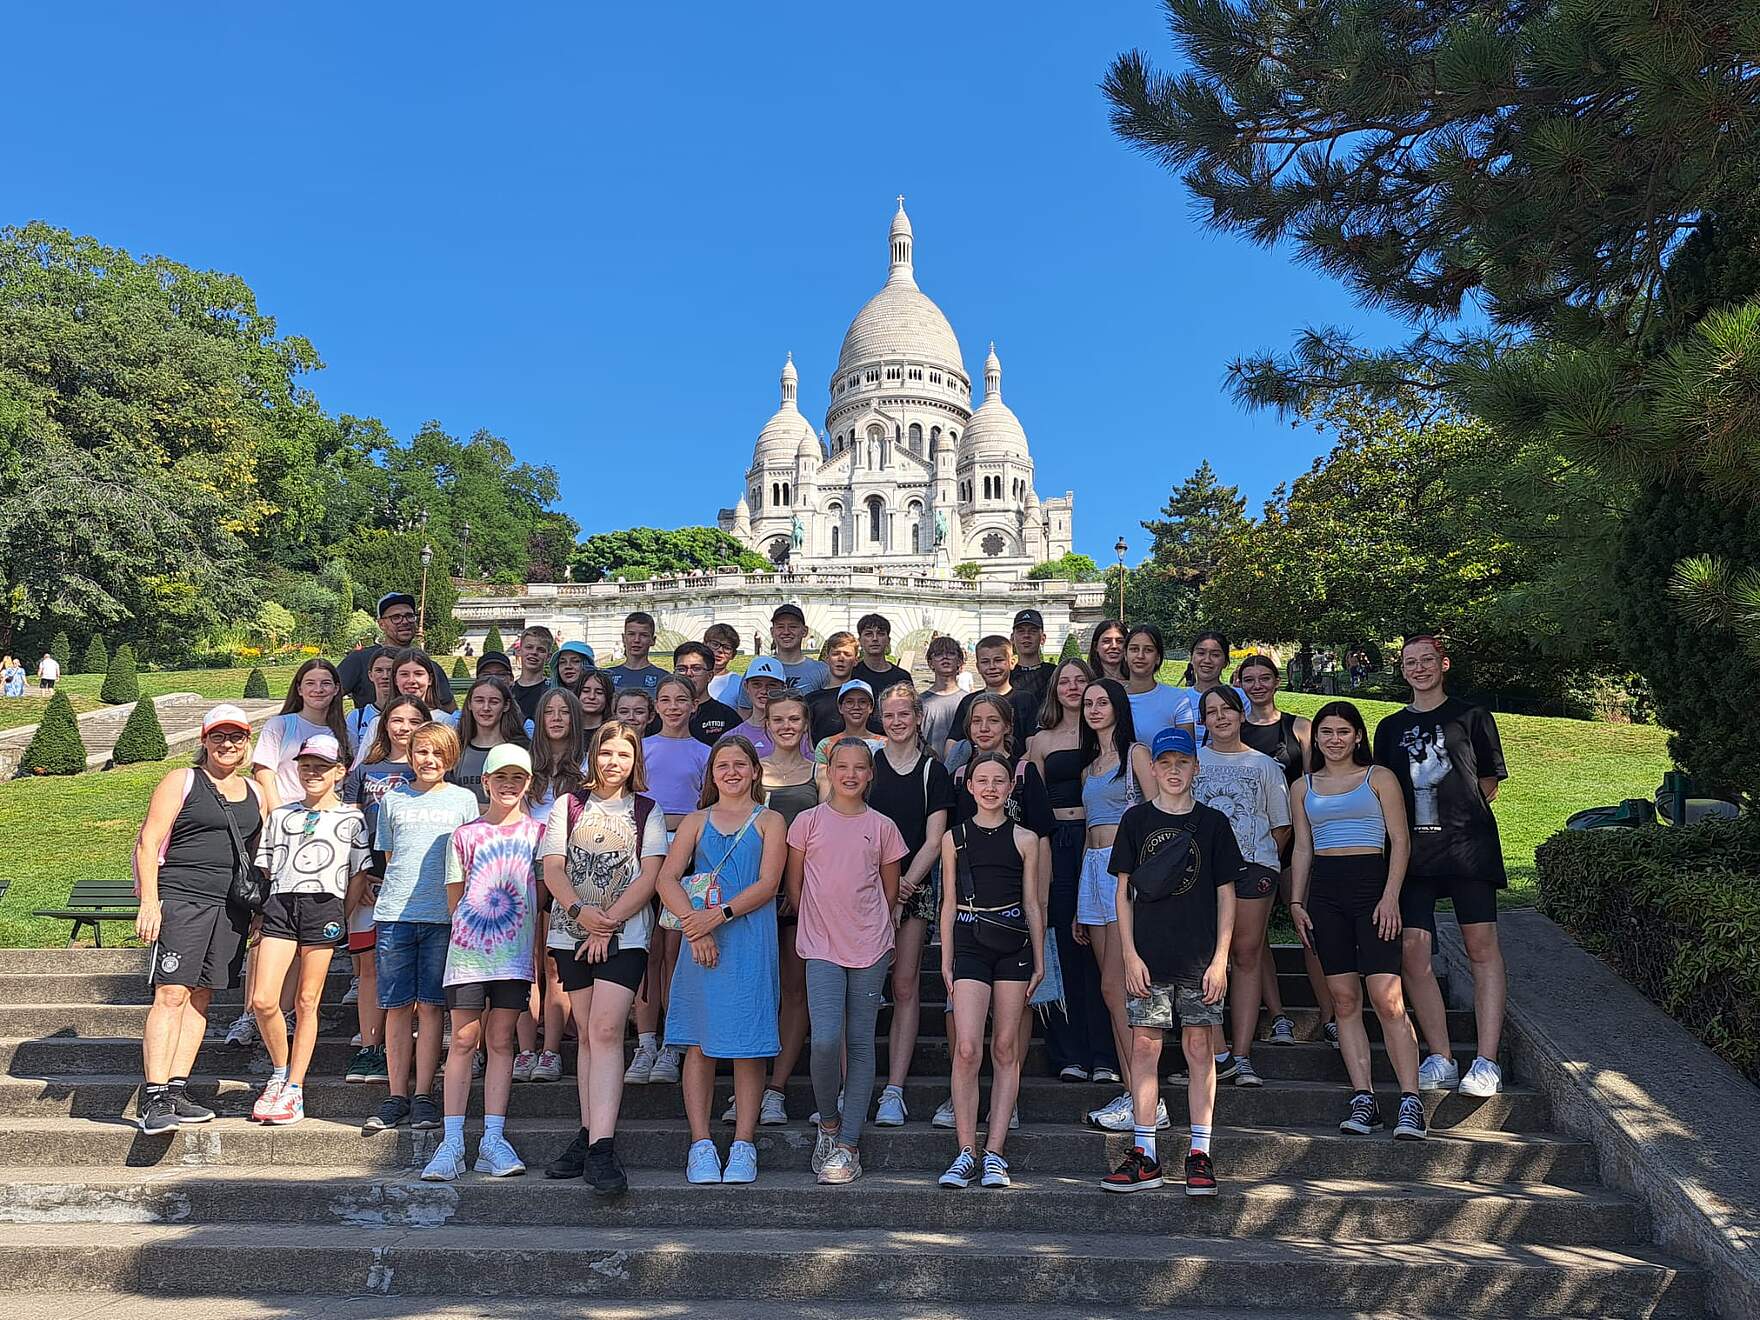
[
  {"left": 642, "top": 733, "right": 712, "bottom": 815},
  {"left": 787, "top": 804, "right": 908, "bottom": 969},
  {"left": 727, "top": 720, "right": 775, "bottom": 759}
]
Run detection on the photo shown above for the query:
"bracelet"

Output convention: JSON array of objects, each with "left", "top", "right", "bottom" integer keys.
[{"left": 1288, "top": 900, "right": 1306, "bottom": 908}]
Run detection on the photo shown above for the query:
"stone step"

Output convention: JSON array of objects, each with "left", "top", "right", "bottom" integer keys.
[
  {"left": 0, "top": 1116, "right": 1582, "bottom": 1179},
  {"left": 0, "top": 1165, "right": 1643, "bottom": 1246},
  {"left": 0, "top": 1222, "right": 1701, "bottom": 1315}
]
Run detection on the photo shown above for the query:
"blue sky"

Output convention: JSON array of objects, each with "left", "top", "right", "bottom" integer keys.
[{"left": 8, "top": 3, "right": 1407, "bottom": 565}]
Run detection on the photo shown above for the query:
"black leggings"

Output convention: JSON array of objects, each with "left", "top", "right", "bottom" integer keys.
[{"left": 1307, "top": 854, "right": 1401, "bottom": 978}]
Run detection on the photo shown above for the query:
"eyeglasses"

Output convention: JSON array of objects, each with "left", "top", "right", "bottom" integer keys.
[
  {"left": 383, "top": 612, "right": 418, "bottom": 624},
  {"left": 206, "top": 729, "right": 249, "bottom": 744},
  {"left": 674, "top": 663, "right": 708, "bottom": 675}
]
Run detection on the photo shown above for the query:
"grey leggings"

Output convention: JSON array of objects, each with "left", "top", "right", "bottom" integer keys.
[{"left": 805, "top": 954, "right": 892, "bottom": 1147}]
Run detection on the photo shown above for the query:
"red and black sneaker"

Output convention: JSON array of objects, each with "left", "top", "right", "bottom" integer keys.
[
  {"left": 1101, "top": 1148, "right": 1164, "bottom": 1193},
  {"left": 1184, "top": 1149, "right": 1217, "bottom": 1197}
]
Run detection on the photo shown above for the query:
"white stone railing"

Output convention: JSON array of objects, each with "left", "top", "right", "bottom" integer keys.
[{"left": 468, "top": 573, "right": 1107, "bottom": 608}]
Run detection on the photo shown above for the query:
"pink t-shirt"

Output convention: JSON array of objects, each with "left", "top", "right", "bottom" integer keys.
[{"left": 787, "top": 804, "right": 908, "bottom": 969}]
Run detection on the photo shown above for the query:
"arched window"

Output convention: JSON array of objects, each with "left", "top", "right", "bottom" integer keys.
[
  {"left": 867, "top": 495, "right": 885, "bottom": 546},
  {"left": 771, "top": 482, "right": 780, "bottom": 506},
  {"left": 911, "top": 522, "right": 921, "bottom": 553},
  {"left": 831, "top": 525, "right": 841, "bottom": 555},
  {"left": 908, "top": 423, "right": 923, "bottom": 453},
  {"left": 782, "top": 482, "right": 791, "bottom": 505},
  {"left": 930, "top": 426, "right": 941, "bottom": 456}
]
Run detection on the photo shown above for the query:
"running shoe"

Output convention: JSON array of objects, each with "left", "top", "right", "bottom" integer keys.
[
  {"left": 1057, "top": 1065, "right": 1090, "bottom": 1083},
  {"left": 811, "top": 1125, "right": 838, "bottom": 1175},
  {"left": 721, "top": 1096, "right": 739, "bottom": 1124},
  {"left": 585, "top": 1137, "right": 628, "bottom": 1195},
  {"left": 1393, "top": 1093, "right": 1429, "bottom": 1141},
  {"left": 421, "top": 1139, "right": 467, "bottom": 1182},
  {"left": 532, "top": 1050, "right": 563, "bottom": 1082},
  {"left": 686, "top": 1138, "right": 722, "bottom": 1184},
  {"left": 1232, "top": 1057, "right": 1263, "bottom": 1088},
  {"left": 1091, "top": 1096, "right": 1171, "bottom": 1131},
  {"left": 511, "top": 1050, "right": 538, "bottom": 1083},
  {"left": 250, "top": 1077, "right": 285, "bottom": 1123},
  {"left": 808, "top": 1091, "right": 844, "bottom": 1126},
  {"left": 1417, "top": 1053, "right": 1460, "bottom": 1090},
  {"left": 874, "top": 1086, "right": 908, "bottom": 1127},
  {"left": 263, "top": 1083, "right": 304, "bottom": 1126},
  {"left": 649, "top": 1045, "right": 683, "bottom": 1084},
  {"left": 474, "top": 1134, "right": 527, "bottom": 1177},
  {"left": 1101, "top": 1148, "right": 1164, "bottom": 1193},
  {"left": 351, "top": 1033, "right": 364, "bottom": 1048},
  {"left": 1086, "top": 1092, "right": 1131, "bottom": 1128},
  {"left": 547, "top": 1129, "right": 589, "bottom": 1179},
  {"left": 1268, "top": 1016, "right": 1296, "bottom": 1045},
  {"left": 1339, "top": 1091, "right": 1384, "bottom": 1135},
  {"left": 1184, "top": 1149, "right": 1217, "bottom": 1196},
  {"left": 137, "top": 1092, "right": 177, "bottom": 1134},
  {"left": 723, "top": 1139, "right": 758, "bottom": 1184},
  {"left": 168, "top": 1091, "right": 214, "bottom": 1124},
  {"left": 759, "top": 1087, "right": 789, "bottom": 1126},
  {"left": 363, "top": 1095, "right": 411, "bottom": 1133},
  {"left": 1091, "top": 1065, "right": 1122, "bottom": 1084},
  {"left": 223, "top": 1012, "right": 258, "bottom": 1046},
  {"left": 409, "top": 1093, "right": 442, "bottom": 1131},
  {"left": 359, "top": 1046, "right": 390, "bottom": 1083},
  {"left": 623, "top": 1040, "right": 659, "bottom": 1085},
  {"left": 1458, "top": 1056, "right": 1503, "bottom": 1097},
  {"left": 980, "top": 1151, "right": 1011, "bottom": 1188},
  {"left": 932, "top": 1096, "right": 956, "bottom": 1129},
  {"left": 818, "top": 1145, "right": 861, "bottom": 1185},
  {"left": 342, "top": 977, "right": 359, "bottom": 1005},
  {"left": 1213, "top": 1052, "right": 1240, "bottom": 1082},
  {"left": 939, "top": 1148, "right": 977, "bottom": 1188},
  {"left": 344, "top": 1048, "right": 377, "bottom": 1083},
  {"left": 1323, "top": 1020, "right": 1340, "bottom": 1049}
]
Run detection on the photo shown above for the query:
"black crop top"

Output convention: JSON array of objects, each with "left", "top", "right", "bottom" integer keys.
[{"left": 1042, "top": 747, "right": 1084, "bottom": 810}]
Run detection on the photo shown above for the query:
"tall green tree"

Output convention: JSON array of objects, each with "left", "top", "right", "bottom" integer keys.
[
  {"left": 1141, "top": 460, "right": 1246, "bottom": 589},
  {"left": 571, "top": 528, "right": 770, "bottom": 583}
]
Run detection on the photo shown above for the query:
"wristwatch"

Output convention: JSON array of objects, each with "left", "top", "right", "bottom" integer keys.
[
  {"left": 566, "top": 901, "right": 584, "bottom": 921},
  {"left": 720, "top": 904, "right": 735, "bottom": 925}
]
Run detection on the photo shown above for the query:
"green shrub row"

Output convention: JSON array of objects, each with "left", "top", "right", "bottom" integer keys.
[{"left": 1536, "top": 817, "right": 1760, "bottom": 1085}]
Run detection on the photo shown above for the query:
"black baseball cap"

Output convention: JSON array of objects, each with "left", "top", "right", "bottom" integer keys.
[
  {"left": 477, "top": 650, "right": 513, "bottom": 675},
  {"left": 377, "top": 592, "right": 418, "bottom": 617},
  {"left": 771, "top": 603, "right": 806, "bottom": 624},
  {"left": 1012, "top": 609, "right": 1044, "bottom": 629}
]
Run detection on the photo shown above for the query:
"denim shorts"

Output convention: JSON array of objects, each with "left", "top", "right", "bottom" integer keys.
[
  {"left": 1075, "top": 847, "right": 1118, "bottom": 926},
  {"left": 375, "top": 920, "right": 449, "bottom": 1008}
]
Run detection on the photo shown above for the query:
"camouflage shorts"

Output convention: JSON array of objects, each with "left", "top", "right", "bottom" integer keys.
[
  {"left": 901, "top": 861, "right": 940, "bottom": 924},
  {"left": 1127, "top": 979, "right": 1222, "bottom": 1030}
]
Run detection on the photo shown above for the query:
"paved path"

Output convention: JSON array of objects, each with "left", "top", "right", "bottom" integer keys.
[{"left": 0, "top": 695, "right": 281, "bottom": 777}]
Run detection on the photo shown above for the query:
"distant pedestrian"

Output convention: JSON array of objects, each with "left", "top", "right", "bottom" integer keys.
[{"left": 37, "top": 650, "right": 60, "bottom": 692}]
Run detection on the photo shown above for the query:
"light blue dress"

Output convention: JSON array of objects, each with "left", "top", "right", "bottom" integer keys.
[{"left": 664, "top": 806, "right": 781, "bottom": 1059}]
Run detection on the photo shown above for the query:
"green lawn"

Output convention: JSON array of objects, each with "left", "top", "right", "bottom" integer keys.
[
  {"left": 0, "top": 691, "right": 101, "bottom": 732},
  {"left": 55, "top": 666, "right": 303, "bottom": 703}
]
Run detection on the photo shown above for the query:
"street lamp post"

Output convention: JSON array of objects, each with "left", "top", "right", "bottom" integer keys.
[
  {"left": 418, "top": 541, "right": 434, "bottom": 647},
  {"left": 1114, "top": 536, "right": 1128, "bottom": 623},
  {"left": 460, "top": 520, "right": 472, "bottom": 580}
]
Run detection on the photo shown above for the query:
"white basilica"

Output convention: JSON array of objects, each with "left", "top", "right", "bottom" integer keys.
[{"left": 719, "top": 199, "right": 1075, "bottom": 578}]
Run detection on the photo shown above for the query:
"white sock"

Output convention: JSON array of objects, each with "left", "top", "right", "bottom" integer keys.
[
  {"left": 1190, "top": 1123, "right": 1213, "bottom": 1155},
  {"left": 1133, "top": 1125, "right": 1157, "bottom": 1160}
]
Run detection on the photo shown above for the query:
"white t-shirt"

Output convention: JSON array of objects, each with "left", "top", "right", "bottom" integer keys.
[
  {"left": 38, "top": 656, "right": 60, "bottom": 682},
  {"left": 535, "top": 793, "right": 668, "bottom": 952},
  {"left": 1194, "top": 745, "right": 1291, "bottom": 869},
  {"left": 253, "top": 712, "right": 332, "bottom": 804},
  {"left": 255, "top": 803, "right": 373, "bottom": 899}
]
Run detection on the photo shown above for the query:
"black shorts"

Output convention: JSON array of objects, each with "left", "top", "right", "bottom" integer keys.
[
  {"left": 1307, "top": 855, "right": 1402, "bottom": 979},
  {"left": 444, "top": 978, "right": 531, "bottom": 1011},
  {"left": 148, "top": 897, "right": 251, "bottom": 990},
  {"left": 950, "top": 922, "right": 1032, "bottom": 985},
  {"left": 1236, "top": 861, "right": 1279, "bottom": 901},
  {"left": 551, "top": 944, "right": 648, "bottom": 994},
  {"left": 259, "top": 892, "right": 346, "bottom": 948},
  {"left": 1400, "top": 873, "right": 1500, "bottom": 934}
]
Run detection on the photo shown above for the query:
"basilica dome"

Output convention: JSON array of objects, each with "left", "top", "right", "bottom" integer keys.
[
  {"left": 959, "top": 344, "right": 1030, "bottom": 461},
  {"left": 750, "top": 352, "right": 818, "bottom": 464},
  {"left": 834, "top": 199, "right": 965, "bottom": 379}
]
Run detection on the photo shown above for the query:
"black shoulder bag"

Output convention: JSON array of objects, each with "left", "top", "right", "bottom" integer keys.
[
  {"left": 202, "top": 772, "right": 269, "bottom": 913},
  {"left": 952, "top": 821, "right": 1029, "bottom": 955}
]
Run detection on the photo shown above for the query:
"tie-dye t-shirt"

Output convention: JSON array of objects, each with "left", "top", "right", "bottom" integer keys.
[{"left": 442, "top": 815, "right": 543, "bottom": 985}]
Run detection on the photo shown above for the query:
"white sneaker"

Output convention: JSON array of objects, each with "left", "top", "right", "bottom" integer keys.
[
  {"left": 1417, "top": 1053, "right": 1460, "bottom": 1090},
  {"left": 649, "top": 1045, "right": 683, "bottom": 1084},
  {"left": 720, "top": 1095, "right": 739, "bottom": 1124},
  {"left": 808, "top": 1090, "right": 844, "bottom": 1126},
  {"left": 1086, "top": 1092, "right": 1131, "bottom": 1128},
  {"left": 350, "top": 1033, "right": 363, "bottom": 1048},
  {"left": 1092, "top": 1095, "right": 1170, "bottom": 1132},
  {"left": 874, "top": 1087, "right": 907, "bottom": 1127},
  {"left": 624, "top": 1040, "right": 659, "bottom": 1085},
  {"left": 223, "top": 1012, "right": 258, "bottom": 1046},
  {"left": 420, "top": 1138, "right": 467, "bottom": 1182},
  {"left": 759, "top": 1087, "right": 789, "bottom": 1126},
  {"left": 1268, "top": 1016, "right": 1296, "bottom": 1044},
  {"left": 511, "top": 1051, "right": 537, "bottom": 1083},
  {"left": 532, "top": 1050, "right": 563, "bottom": 1082},
  {"left": 1458, "top": 1056, "right": 1503, "bottom": 1097},
  {"left": 342, "top": 978, "right": 359, "bottom": 1005},
  {"left": 811, "top": 1125, "right": 838, "bottom": 1175},
  {"left": 931, "top": 1096, "right": 956, "bottom": 1129}
]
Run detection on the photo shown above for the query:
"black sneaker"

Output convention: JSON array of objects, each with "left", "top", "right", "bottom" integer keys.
[
  {"left": 363, "top": 1095, "right": 411, "bottom": 1133},
  {"left": 1323, "top": 1020, "right": 1340, "bottom": 1049},
  {"left": 1393, "top": 1092, "right": 1428, "bottom": 1141},
  {"left": 546, "top": 1128, "right": 590, "bottom": 1179},
  {"left": 168, "top": 1092, "right": 215, "bottom": 1125},
  {"left": 1212, "top": 1052, "right": 1239, "bottom": 1082},
  {"left": 1100, "top": 1148, "right": 1164, "bottom": 1193},
  {"left": 1339, "top": 1090, "right": 1383, "bottom": 1135},
  {"left": 1184, "top": 1149, "right": 1217, "bottom": 1197},
  {"left": 409, "top": 1093, "right": 442, "bottom": 1131},
  {"left": 586, "top": 1137, "right": 628, "bottom": 1196},
  {"left": 137, "top": 1093, "right": 177, "bottom": 1134}
]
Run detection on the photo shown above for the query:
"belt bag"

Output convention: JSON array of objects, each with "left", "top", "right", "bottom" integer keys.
[{"left": 953, "top": 821, "right": 1029, "bottom": 955}]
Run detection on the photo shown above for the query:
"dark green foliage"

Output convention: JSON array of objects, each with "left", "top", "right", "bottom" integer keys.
[
  {"left": 1142, "top": 461, "right": 1246, "bottom": 588},
  {"left": 482, "top": 627, "right": 506, "bottom": 655},
  {"left": 1057, "top": 633, "right": 1082, "bottom": 662},
  {"left": 571, "top": 527, "right": 771, "bottom": 583},
  {"left": 49, "top": 633, "right": 70, "bottom": 669},
  {"left": 452, "top": 657, "right": 471, "bottom": 680},
  {"left": 1538, "top": 818, "right": 1760, "bottom": 1084},
  {"left": 99, "top": 643, "right": 140, "bottom": 705},
  {"left": 79, "top": 635, "right": 108, "bottom": 676},
  {"left": 19, "top": 690, "right": 85, "bottom": 775},
  {"left": 242, "top": 667, "right": 270, "bottom": 700},
  {"left": 111, "top": 696, "right": 168, "bottom": 765},
  {"left": 1027, "top": 553, "right": 1102, "bottom": 583}
]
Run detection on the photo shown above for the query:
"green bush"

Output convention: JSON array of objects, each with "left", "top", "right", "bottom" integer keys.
[
  {"left": 452, "top": 657, "right": 471, "bottom": 680},
  {"left": 111, "top": 696, "right": 168, "bottom": 765},
  {"left": 79, "top": 635, "right": 109, "bottom": 676},
  {"left": 1537, "top": 818, "right": 1760, "bottom": 1084},
  {"left": 482, "top": 627, "right": 506, "bottom": 655},
  {"left": 1057, "top": 633, "right": 1082, "bottom": 662},
  {"left": 99, "top": 643, "right": 141, "bottom": 704},
  {"left": 49, "top": 631, "right": 71, "bottom": 669},
  {"left": 20, "top": 690, "right": 86, "bottom": 775},
  {"left": 242, "top": 667, "right": 270, "bottom": 700}
]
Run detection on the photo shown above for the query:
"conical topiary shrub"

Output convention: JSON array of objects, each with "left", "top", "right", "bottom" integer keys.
[
  {"left": 50, "top": 631, "right": 71, "bottom": 669},
  {"left": 1058, "top": 632, "right": 1082, "bottom": 662},
  {"left": 452, "top": 657, "right": 471, "bottom": 680},
  {"left": 242, "top": 666, "right": 270, "bottom": 700},
  {"left": 111, "top": 695, "right": 169, "bottom": 765},
  {"left": 20, "top": 690, "right": 86, "bottom": 775},
  {"left": 80, "top": 635, "right": 109, "bottom": 675},
  {"left": 482, "top": 627, "right": 505, "bottom": 655},
  {"left": 100, "top": 642, "right": 141, "bottom": 704}
]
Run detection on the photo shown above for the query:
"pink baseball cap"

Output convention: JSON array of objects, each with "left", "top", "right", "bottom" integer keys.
[
  {"left": 201, "top": 705, "right": 252, "bottom": 736},
  {"left": 295, "top": 733, "right": 343, "bottom": 764}
]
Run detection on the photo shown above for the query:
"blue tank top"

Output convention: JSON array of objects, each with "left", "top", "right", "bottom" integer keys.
[
  {"left": 1304, "top": 770, "right": 1386, "bottom": 850},
  {"left": 1081, "top": 760, "right": 1139, "bottom": 827}
]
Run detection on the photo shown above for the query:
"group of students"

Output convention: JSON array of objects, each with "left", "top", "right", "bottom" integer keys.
[{"left": 130, "top": 588, "right": 1511, "bottom": 1197}]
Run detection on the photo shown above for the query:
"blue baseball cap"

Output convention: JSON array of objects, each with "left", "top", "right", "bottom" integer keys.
[
  {"left": 1151, "top": 727, "right": 1198, "bottom": 760},
  {"left": 744, "top": 656, "right": 788, "bottom": 684},
  {"left": 837, "top": 679, "right": 874, "bottom": 703}
]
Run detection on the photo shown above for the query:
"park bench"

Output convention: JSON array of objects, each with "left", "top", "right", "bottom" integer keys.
[{"left": 32, "top": 879, "right": 139, "bottom": 946}]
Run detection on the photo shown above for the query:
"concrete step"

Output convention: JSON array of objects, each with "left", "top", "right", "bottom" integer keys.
[
  {"left": 0, "top": 1116, "right": 1590, "bottom": 1181},
  {"left": 1, "top": 1073, "right": 1545, "bottom": 1131},
  {"left": 0, "top": 1165, "right": 1643, "bottom": 1246},
  {"left": 0, "top": 1222, "right": 1701, "bottom": 1314}
]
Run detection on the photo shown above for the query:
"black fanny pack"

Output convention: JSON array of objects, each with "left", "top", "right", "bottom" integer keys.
[{"left": 954, "top": 822, "right": 1029, "bottom": 955}]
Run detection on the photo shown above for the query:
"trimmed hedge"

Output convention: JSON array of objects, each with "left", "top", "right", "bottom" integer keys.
[
  {"left": 49, "top": 631, "right": 71, "bottom": 669},
  {"left": 100, "top": 643, "right": 140, "bottom": 704},
  {"left": 242, "top": 667, "right": 270, "bottom": 699},
  {"left": 452, "top": 657, "right": 471, "bottom": 680},
  {"left": 20, "top": 690, "right": 86, "bottom": 775},
  {"left": 112, "top": 696, "right": 168, "bottom": 765},
  {"left": 80, "top": 635, "right": 109, "bottom": 675},
  {"left": 1057, "top": 633, "right": 1082, "bottom": 662},
  {"left": 1537, "top": 818, "right": 1760, "bottom": 1084},
  {"left": 483, "top": 627, "right": 506, "bottom": 655}
]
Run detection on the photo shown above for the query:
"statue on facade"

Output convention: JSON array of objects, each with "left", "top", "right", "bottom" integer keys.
[
  {"left": 933, "top": 509, "right": 948, "bottom": 548},
  {"left": 790, "top": 514, "right": 804, "bottom": 551}
]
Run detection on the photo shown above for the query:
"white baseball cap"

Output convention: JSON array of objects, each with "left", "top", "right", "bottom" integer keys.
[{"left": 201, "top": 704, "right": 252, "bottom": 736}]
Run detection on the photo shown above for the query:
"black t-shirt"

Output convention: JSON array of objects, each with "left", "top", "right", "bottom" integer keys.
[
  {"left": 950, "top": 687, "right": 1041, "bottom": 749},
  {"left": 510, "top": 678, "right": 550, "bottom": 725},
  {"left": 1009, "top": 661, "right": 1053, "bottom": 716},
  {"left": 690, "top": 698, "right": 741, "bottom": 746},
  {"left": 952, "top": 757, "right": 1056, "bottom": 838},
  {"left": 806, "top": 687, "right": 845, "bottom": 745},
  {"left": 1241, "top": 712, "right": 1304, "bottom": 784},
  {"left": 1372, "top": 697, "right": 1508, "bottom": 885},
  {"left": 868, "top": 748, "right": 957, "bottom": 858},
  {"left": 337, "top": 645, "right": 455, "bottom": 713},
  {"left": 1108, "top": 800, "right": 1242, "bottom": 984}
]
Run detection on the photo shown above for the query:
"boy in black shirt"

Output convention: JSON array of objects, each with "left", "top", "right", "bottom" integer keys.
[
  {"left": 671, "top": 642, "right": 740, "bottom": 745},
  {"left": 1372, "top": 635, "right": 1509, "bottom": 1099},
  {"left": 851, "top": 613, "right": 914, "bottom": 705},
  {"left": 509, "top": 626, "right": 555, "bottom": 726},
  {"left": 1102, "top": 727, "right": 1240, "bottom": 1196}
]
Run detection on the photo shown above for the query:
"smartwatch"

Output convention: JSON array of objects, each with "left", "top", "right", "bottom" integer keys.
[
  {"left": 720, "top": 904, "right": 735, "bottom": 925},
  {"left": 567, "top": 901, "right": 584, "bottom": 921}
]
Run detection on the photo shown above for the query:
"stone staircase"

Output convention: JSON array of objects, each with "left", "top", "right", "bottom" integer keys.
[{"left": 0, "top": 947, "right": 1705, "bottom": 1316}]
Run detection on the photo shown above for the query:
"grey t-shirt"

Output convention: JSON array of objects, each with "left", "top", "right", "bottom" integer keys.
[
  {"left": 1194, "top": 746, "right": 1291, "bottom": 870},
  {"left": 921, "top": 689, "right": 965, "bottom": 755},
  {"left": 738, "top": 656, "right": 832, "bottom": 713},
  {"left": 374, "top": 783, "right": 480, "bottom": 923}
]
